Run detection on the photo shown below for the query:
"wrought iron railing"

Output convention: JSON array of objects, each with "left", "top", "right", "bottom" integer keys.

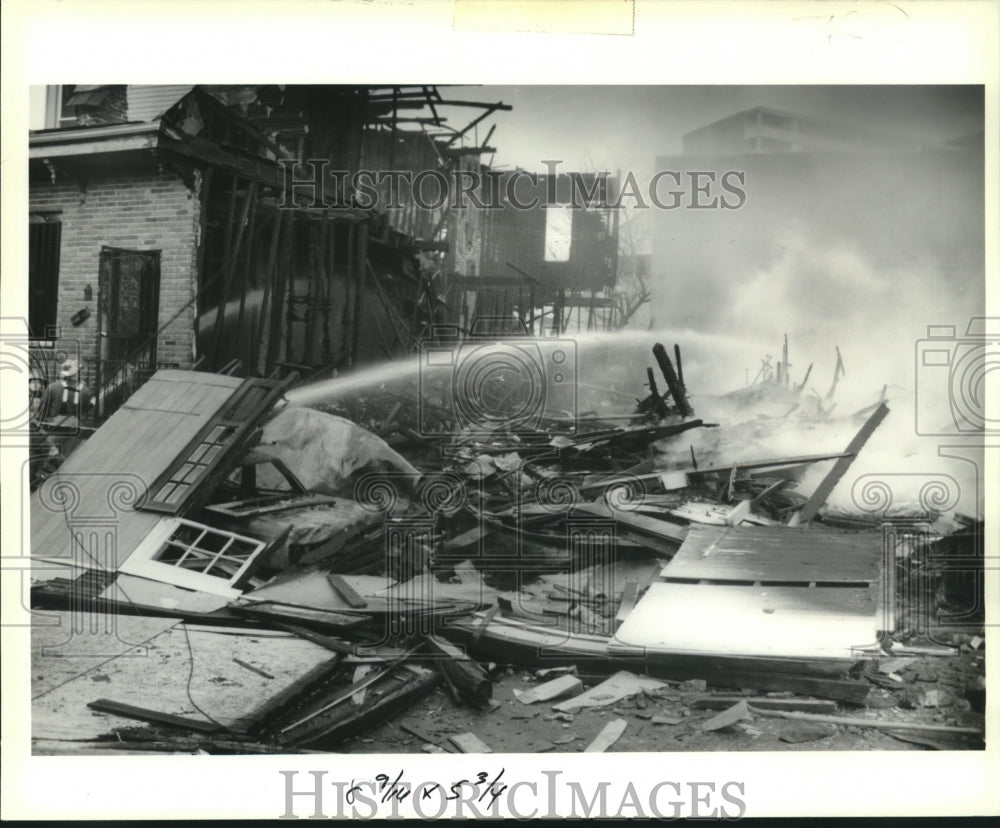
[{"left": 89, "top": 357, "right": 180, "bottom": 422}]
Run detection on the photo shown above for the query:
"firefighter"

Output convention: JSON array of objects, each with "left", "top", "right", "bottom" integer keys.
[
  {"left": 32, "top": 359, "right": 93, "bottom": 482},
  {"left": 40, "top": 358, "right": 93, "bottom": 425}
]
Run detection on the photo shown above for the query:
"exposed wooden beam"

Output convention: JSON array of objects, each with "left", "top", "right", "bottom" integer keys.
[
  {"left": 367, "top": 90, "right": 437, "bottom": 101},
  {"left": 422, "top": 86, "right": 441, "bottom": 123},
  {"left": 446, "top": 105, "right": 498, "bottom": 144},
  {"left": 788, "top": 403, "right": 890, "bottom": 526},
  {"left": 440, "top": 146, "right": 496, "bottom": 157},
  {"left": 371, "top": 117, "right": 446, "bottom": 125},
  {"left": 481, "top": 123, "right": 497, "bottom": 149},
  {"left": 363, "top": 101, "right": 427, "bottom": 111},
  {"left": 436, "top": 100, "right": 512, "bottom": 111}
]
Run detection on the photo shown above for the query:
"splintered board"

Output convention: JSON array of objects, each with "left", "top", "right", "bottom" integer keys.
[
  {"left": 660, "top": 525, "right": 883, "bottom": 585},
  {"left": 610, "top": 581, "right": 879, "bottom": 661}
]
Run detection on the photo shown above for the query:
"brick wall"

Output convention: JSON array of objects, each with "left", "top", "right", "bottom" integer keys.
[{"left": 29, "top": 170, "right": 202, "bottom": 376}]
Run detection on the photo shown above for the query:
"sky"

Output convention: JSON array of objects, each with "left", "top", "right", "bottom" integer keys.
[
  {"left": 433, "top": 85, "right": 988, "bottom": 516},
  {"left": 444, "top": 85, "right": 984, "bottom": 175}
]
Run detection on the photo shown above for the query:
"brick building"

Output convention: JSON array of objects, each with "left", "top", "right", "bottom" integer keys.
[{"left": 28, "top": 85, "right": 512, "bottom": 419}]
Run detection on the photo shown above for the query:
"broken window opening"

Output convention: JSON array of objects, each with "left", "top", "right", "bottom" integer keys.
[{"left": 120, "top": 517, "right": 269, "bottom": 597}]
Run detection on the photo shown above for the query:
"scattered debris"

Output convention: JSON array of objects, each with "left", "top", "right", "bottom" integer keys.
[
  {"left": 585, "top": 718, "right": 628, "bottom": 752},
  {"left": 552, "top": 671, "right": 665, "bottom": 713},
  {"left": 746, "top": 707, "right": 983, "bottom": 735},
  {"left": 449, "top": 732, "right": 493, "bottom": 753},
  {"left": 86, "top": 699, "right": 225, "bottom": 734},
  {"left": 513, "top": 675, "right": 584, "bottom": 705},
  {"left": 536, "top": 666, "right": 578, "bottom": 678},
  {"left": 424, "top": 635, "right": 492, "bottom": 709},
  {"left": 876, "top": 658, "right": 910, "bottom": 675},
  {"left": 689, "top": 696, "right": 837, "bottom": 714},
  {"left": 699, "top": 701, "right": 753, "bottom": 732},
  {"left": 232, "top": 658, "right": 276, "bottom": 680},
  {"left": 27, "top": 337, "right": 984, "bottom": 755}
]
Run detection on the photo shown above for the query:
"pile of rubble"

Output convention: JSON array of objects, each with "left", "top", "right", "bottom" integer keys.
[{"left": 28, "top": 341, "right": 986, "bottom": 754}]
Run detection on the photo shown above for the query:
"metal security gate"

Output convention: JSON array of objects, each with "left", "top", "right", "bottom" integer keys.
[{"left": 96, "top": 247, "right": 161, "bottom": 418}]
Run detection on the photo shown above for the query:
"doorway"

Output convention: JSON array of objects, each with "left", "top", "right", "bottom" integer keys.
[{"left": 96, "top": 247, "right": 161, "bottom": 417}]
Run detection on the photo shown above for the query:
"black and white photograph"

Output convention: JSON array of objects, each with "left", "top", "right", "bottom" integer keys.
[{"left": 2, "top": 0, "right": 997, "bottom": 821}]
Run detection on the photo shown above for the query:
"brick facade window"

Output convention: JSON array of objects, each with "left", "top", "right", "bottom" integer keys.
[{"left": 28, "top": 214, "right": 61, "bottom": 340}]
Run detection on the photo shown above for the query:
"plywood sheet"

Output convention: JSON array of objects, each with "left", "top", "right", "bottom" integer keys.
[
  {"left": 661, "top": 525, "right": 882, "bottom": 584},
  {"left": 99, "top": 573, "right": 231, "bottom": 613},
  {"left": 31, "top": 621, "right": 333, "bottom": 744},
  {"left": 611, "top": 582, "right": 879, "bottom": 660},
  {"left": 31, "top": 611, "right": 181, "bottom": 698}
]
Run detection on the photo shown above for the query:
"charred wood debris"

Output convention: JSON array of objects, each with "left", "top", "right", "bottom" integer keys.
[{"left": 32, "top": 341, "right": 986, "bottom": 754}]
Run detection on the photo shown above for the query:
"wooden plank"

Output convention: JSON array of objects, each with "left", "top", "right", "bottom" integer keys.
[
  {"left": 653, "top": 343, "right": 693, "bottom": 417},
  {"left": 469, "top": 603, "right": 500, "bottom": 645},
  {"left": 424, "top": 635, "right": 492, "bottom": 708},
  {"left": 32, "top": 740, "right": 195, "bottom": 756},
  {"left": 690, "top": 696, "right": 838, "bottom": 714},
  {"left": 553, "top": 671, "right": 665, "bottom": 713},
  {"left": 272, "top": 621, "right": 360, "bottom": 655},
  {"left": 280, "top": 669, "right": 439, "bottom": 749},
  {"left": 688, "top": 452, "right": 854, "bottom": 479},
  {"left": 661, "top": 524, "right": 882, "bottom": 585},
  {"left": 645, "top": 665, "right": 870, "bottom": 703},
  {"left": 789, "top": 403, "right": 890, "bottom": 525},
  {"left": 613, "top": 582, "right": 879, "bottom": 660},
  {"left": 87, "top": 698, "right": 224, "bottom": 733},
  {"left": 747, "top": 706, "right": 983, "bottom": 735},
  {"left": 326, "top": 573, "right": 369, "bottom": 608},
  {"left": 585, "top": 718, "right": 627, "bottom": 752},
  {"left": 277, "top": 644, "right": 424, "bottom": 735},
  {"left": 700, "top": 701, "right": 752, "bottom": 731},
  {"left": 400, "top": 722, "right": 456, "bottom": 752},
  {"left": 433, "top": 99, "right": 512, "bottom": 110},
  {"left": 240, "top": 656, "right": 344, "bottom": 736},
  {"left": 449, "top": 732, "right": 493, "bottom": 753},
  {"left": 231, "top": 602, "right": 367, "bottom": 631},
  {"left": 574, "top": 502, "right": 688, "bottom": 546},
  {"left": 512, "top": 674, "right": 583, "bottom": 705},
  {"left": 232, "top": 657, "right": 275, "bottom": 680},
  {"left": 614, "top": 581, "right": 639, "bottom": 629}
]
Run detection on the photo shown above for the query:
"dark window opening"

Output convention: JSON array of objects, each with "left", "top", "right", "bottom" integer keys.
[{"left": 29, "top": 216, "right": 61, "bottom": 340}]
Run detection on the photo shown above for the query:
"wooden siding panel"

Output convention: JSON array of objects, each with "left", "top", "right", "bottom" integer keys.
[
  {"left": 611, "top": 582, "right": 880, "bottom": 660},
  {"left": 661, "top": 525, "right": 883, "bottom": 585},
  {"left": 126, "top": 85, "right": 194, "bottom": 123},
  {"left": 31, "top": 372, "right": 244, "bottom": 569}
]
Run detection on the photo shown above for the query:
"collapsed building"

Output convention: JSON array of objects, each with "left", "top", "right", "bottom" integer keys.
[
  {"left": 28, "top": 339, "right": 985, "bottom": 754},
  {"left": 25, "top": 89, "right": 986, "bottom": 756},
  {"left": 28, "top": 84, "right": 622, "bottom": 424}
]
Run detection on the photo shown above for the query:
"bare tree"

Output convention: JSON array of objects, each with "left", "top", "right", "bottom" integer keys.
[{"left": 610, "top": 205, "right": 652, "bottom": 330}]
